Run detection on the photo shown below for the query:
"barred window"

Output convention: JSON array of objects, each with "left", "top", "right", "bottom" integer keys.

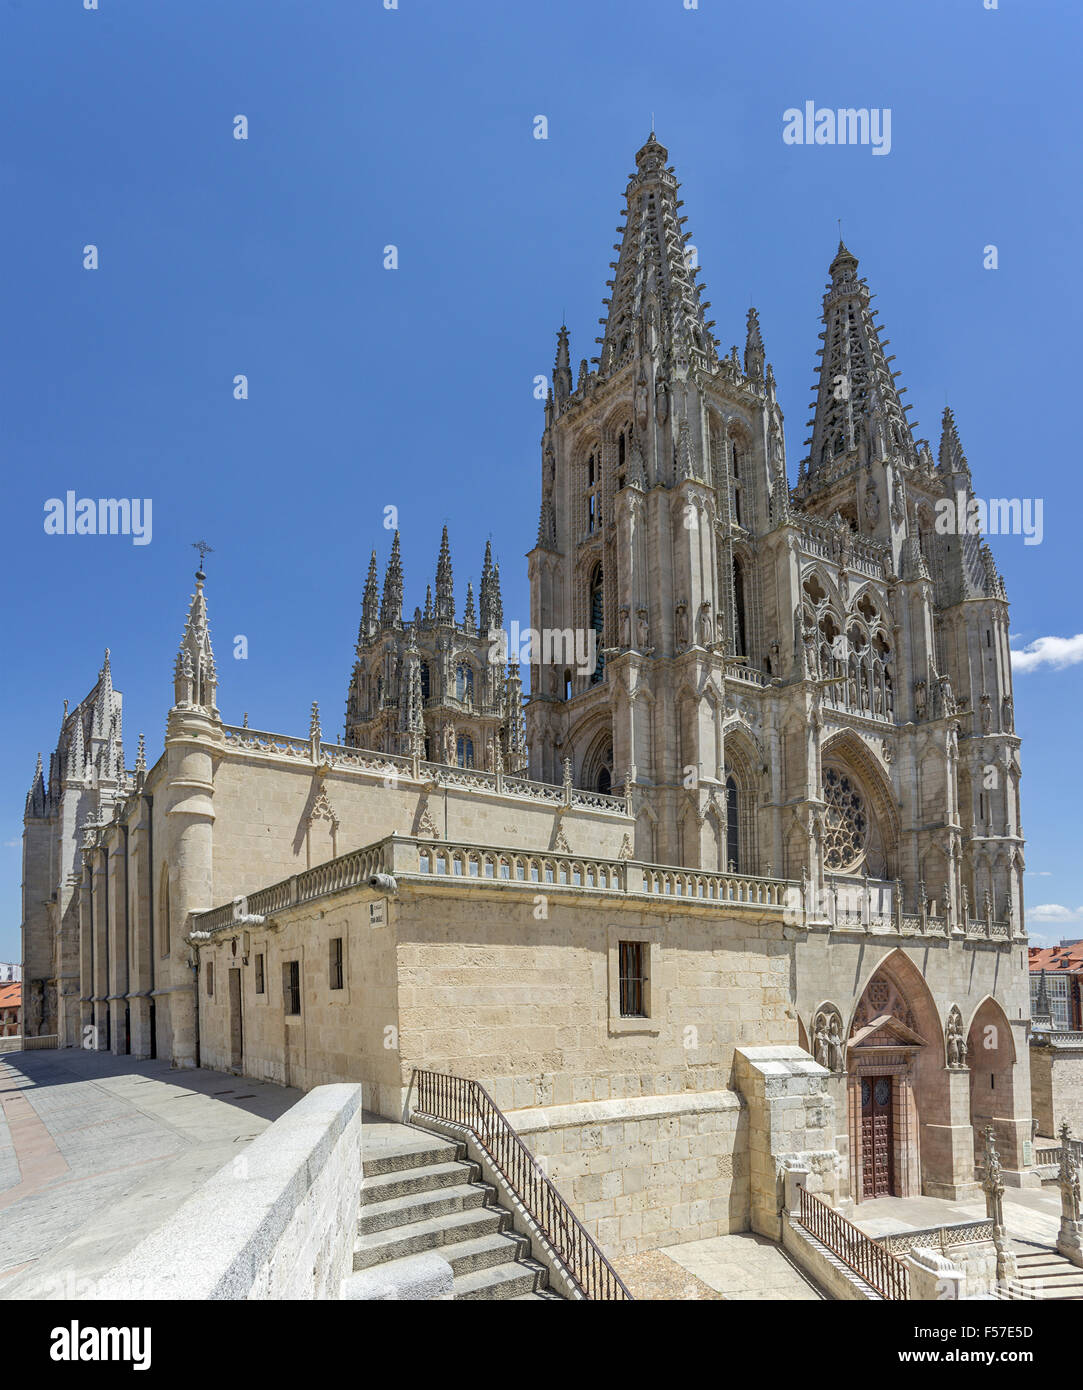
[
  {"left": 205, "top": 960, "right": 214, "bottom": 998},
  {"left": 619, "top": 941, "right": 647, "bottom": 1017},
  {"left": 283, "top": 960, "right": 301, "bottom": 1016},
  {"left": 255, "top": 953, "right": 265, "bottom": 994},
  {"left": 329, "top": 937, "right": 344, "bottom": 991}
]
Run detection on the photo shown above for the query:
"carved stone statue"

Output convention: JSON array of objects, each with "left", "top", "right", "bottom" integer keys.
[
  {"left": 980, "top": 693, "right": 992, "bottom": 733},
  {"left": 443, "top": 723, "right": 455, "bottom": 765},
  {"left": 619, "top": 606, "right": 630, "bottom": 649},
  {"left": 812, "top": 1014, "right": 830, "bottom": 1069},
  {"left": 946, "top": 1006, "right": 968, "bottom": 1068},
  {"left": 675, "top": 602, "right": 688, "bottom": 647},
  {"left": 864, "top": 482, "right": 879, "bottom": 528},
  {"left": 636, "top": 608, "right": 650, "bottom": 650},
  {"left": 914, "top": 680, "right": 927, "bottom": 719},
  {"left": 827, "top": 1014, "right": 845, "bottom": 1073},
  {"left": 813, "top": 1007, "right": 844, "bottom": 1073},
  {"left": 698, "top": 602, "right": 713, "bottom": 647}
]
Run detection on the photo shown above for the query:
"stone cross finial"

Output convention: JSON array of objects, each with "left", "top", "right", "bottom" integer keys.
[{"left": 192, "top": 539, "right": 214, "bottom": 573}]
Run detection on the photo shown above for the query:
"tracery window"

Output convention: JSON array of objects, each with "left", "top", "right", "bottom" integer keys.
[
  {"left": 590, "top": 565, "right": 605, "bottom": 684},
  {"left": 823, "top": 766, "right": 868, "bottom": 870},
  {"left": 456, "top": 735, "right": 474, "bottom": 768},
  {"left": 725, "top": 775, "right": 739, "bottom": 871},
  {"left": 456, "top": 665, "right": 474, "bottom": 703},
  {"left": 586, "top": 447, "right": 601, "bottom": 534}
]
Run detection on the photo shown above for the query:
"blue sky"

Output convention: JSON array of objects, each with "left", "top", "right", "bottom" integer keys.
[{"left": 1, "top": 0, "right": 1080, "bottom": 962}]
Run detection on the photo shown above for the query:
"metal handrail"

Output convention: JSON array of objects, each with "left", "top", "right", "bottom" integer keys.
[
  {"left": 412, "top": 1070, "right": 633, "bottom": 1300},
  {"left": 797, "top": 1186, "right": 910, "bottom": 1300}
]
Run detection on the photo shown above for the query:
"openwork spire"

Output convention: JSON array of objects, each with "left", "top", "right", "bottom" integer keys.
[
  {"left": 802, "top": 241, "right": 917, "bottom": 492},
  {"left": 744, "top": 307, "right": 765, "bottom": 381},
  {"left": 596, "top": 133, "right": 717, "bottom": 378},
  {"left": 479, "top": 540, "right": 501, "bottom": 633},
  {"left": 938, "top": 406, "right": 970, "bottom": 480},
  {"left": 553, "top": 324, "right": 572, "bottom": 404},
  {"left": 380, "top": 531, "right": 404, "bottom": 628},
  {"left": 360, "top": 549, "right": 379, "bottom": 644},
  {"left": 173, "top": 569, "right": 218, "bottom": 711},
  {"left": 435, "top": 525, "right": 454, "bottom": 624}
]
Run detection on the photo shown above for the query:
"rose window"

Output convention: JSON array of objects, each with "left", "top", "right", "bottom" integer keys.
[{"left": 823, "top": 767, "right": 867, "bottom": 870}]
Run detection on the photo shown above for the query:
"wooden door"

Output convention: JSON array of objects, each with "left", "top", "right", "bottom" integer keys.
[{"left": 860, "top": 1075, "right": 895, "bottom": 1198}]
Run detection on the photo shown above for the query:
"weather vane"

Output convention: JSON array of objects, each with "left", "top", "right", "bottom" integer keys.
[{"left": 192, "top": 539, "right": 214, "bottom": 573}]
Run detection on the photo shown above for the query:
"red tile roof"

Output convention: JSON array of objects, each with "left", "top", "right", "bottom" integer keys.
[
  {"left": 1029, "top": 943, "right": 1083, "bottom": 973},
  {"left": 0, "top": 982, "right": 20, "bottom": 1010}
]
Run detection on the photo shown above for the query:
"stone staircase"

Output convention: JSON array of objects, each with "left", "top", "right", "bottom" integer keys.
[
  {"left": 1006, "top": 1249, "right": 1083, "bottom": 1300},
  {"left": 354, "top": 1124, "right": 564, "bottom": 1300}
]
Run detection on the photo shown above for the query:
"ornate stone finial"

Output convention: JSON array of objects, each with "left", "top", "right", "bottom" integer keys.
[
  {"left": 134, "top": 733, "right": 147, "bottom": 778},
  {"left": 1056, "top": 1120, "right": 1082, "bottom": 1260},
  {"left": 242, "top": 712, "right": 249, "bottom": 728},
  {"left": 562, "top": 756, "right": 572, "bottom": 790},
  {"left": 309, "top": 701, "right": 321, "bottom": 743}
]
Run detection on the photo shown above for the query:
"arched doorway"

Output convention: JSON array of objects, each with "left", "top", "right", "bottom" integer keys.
[
  {"left": 966, "top": 997, "right": 1017, "bottom": 1159},
  {"left": 846, "top": 952, "right": 944, "bottom": 1202}
]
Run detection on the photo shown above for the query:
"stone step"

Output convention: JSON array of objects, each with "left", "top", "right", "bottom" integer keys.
[
  {"left": 359, "top": 1181, "right": 494, "bottom": 1235},
  {"left": 361, "top": 1138, "right": 461, "bottom": 1180},
  {"left": 441, "top": 1229, "right": 530, "bottom": 1276},
  {"left": 360, "top": 1159, "right": 478, "bottom": 1205},
  {"left": 454, "top": 1257, "right": 549, "bottom": 1300},
  {"left": 353, "top": 1205, "right": 508, "bottom": 1269}
]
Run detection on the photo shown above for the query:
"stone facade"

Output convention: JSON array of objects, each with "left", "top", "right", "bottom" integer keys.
[{"left": 20, "top": 132, "right": 1036, "bottom": 1261}]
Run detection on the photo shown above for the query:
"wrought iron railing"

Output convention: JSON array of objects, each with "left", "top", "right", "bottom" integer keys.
[
  {"left": 797, "top": 1186, "right": 910, "bottom": 1300},
  {"left": 412, "top": 1070, "right": 632, "bottom": 1301}
]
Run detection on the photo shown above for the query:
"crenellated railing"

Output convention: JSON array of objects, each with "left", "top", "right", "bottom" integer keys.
[
  {"left": 797, "top": 1186, "right": 910, "bottom": 1299},
  {"left": 221, "top": 726, "right": 628, "bottom": 815},
  {"left": 412, "top": 1070, "right": 632, "bottom": 1300}
]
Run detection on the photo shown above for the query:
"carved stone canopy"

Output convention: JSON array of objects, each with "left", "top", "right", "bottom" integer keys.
[{"left": 848, "top": 1013, "right": 925, "bottom": 1052}]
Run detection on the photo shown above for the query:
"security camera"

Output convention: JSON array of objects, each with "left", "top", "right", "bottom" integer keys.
[{"left": 369, "top": 873, "right": 398, "bottom": 893}]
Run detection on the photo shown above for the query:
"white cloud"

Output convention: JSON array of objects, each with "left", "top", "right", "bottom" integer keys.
[
  {"left": 3, "top": 839, "right": 18, "bottom": 849},
  {"left": 1028, "top": 903, "right": 1083, "bottom": 923},
  {"left": 1026, "top": 871, "right": 1053, "bottom": 877},
  {"left": 1010, "top": 633, "right": 1083, "bottom": 673}
]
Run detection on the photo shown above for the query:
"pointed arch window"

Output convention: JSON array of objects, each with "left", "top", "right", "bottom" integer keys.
[
  {"left": 589, "top": 565, "right": 605, "bottom": 684},
  {"left": 456, "top": 735, "right": 474, "bottom": 769},
  {"left": 731, "top": 440, "right": 744, "bottom": 528},
  {"left": 725, "top": 776, "right": 740, "bottom": 872},
  {"left": 586, "top": 447, "right": 601, "bottom": 533},
  {"left": 420, "top": 661, "right": 430, "bottom": 701},
  {"left": 732, "top": 558, "right": 747, "bottom": 657},
  {"left": 455, "top": 665, "right": 474, "bottom": 703}
]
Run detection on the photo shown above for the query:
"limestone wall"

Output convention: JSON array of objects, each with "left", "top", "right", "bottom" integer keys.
[
  {"left": 1031, "top": 1041, "right": 1083, "bottom": 1137},
  {"left": 96, "top": 1084, "right": 364, "bottom": 1300},
  {"left": 509, "top": 1091, "right": 746, "bottom": 1257}
]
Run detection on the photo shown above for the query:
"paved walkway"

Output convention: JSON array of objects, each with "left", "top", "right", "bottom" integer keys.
[
  {"left": 853, "top": 1186, "right": 1064, "bottom": 1253},
  {"left": 0, "top": 1048, "right": 300, "bottom": 1299},
  {"left": 617, "top": 1232, "right": 823, "bottom": 1300}
]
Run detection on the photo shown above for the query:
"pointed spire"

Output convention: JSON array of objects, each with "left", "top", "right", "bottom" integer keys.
[
  {"left": 938, "top": 406, "right": 970, "bottom": 479},
  {"left": 503, "top": 662, "right": 527, "bottom": 773},
  {"left": 553, "top": 325, "right": 573, "bottom": 405},
  {"left": 25, "top": 753, "right": 47, "bottom": 818},
  {"left": 597, "top": 133, "right": 716, "bottom": 378},
  {"left": 463, "top": 581, "right": 476, "bottom": 635},
  {"left": 380, "top": 532, "right": 404, "bottom": 628},
  {"left": 744, "top": 307, "right": 765, "bottom": 381},
  {"left": 424, "top": 583, "right": 433, "bottom": 622},
  {"left": 804, "top": 240, "right": 917, "bottom": 492},
  {"left": 173, "top": 568, "right": 219, "bottom": 711},
  {"left": 435, "top": 525, "right": 454, "bottom": 624},
  {"left": 479, "top": 540, "right": 503, "bottom": 634},
  {"left": 360, "top": 549, "right": 379, "bottom": 644}
]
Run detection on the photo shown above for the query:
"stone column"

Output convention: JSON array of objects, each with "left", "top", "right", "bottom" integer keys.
[
  {"left": 162, "top": 708, "right": 221, "bottom": 1068},
  {"left": 1055, "top": 1121, "right": 1083, "bottom": 1268},
  {"left": 981, "top": 1125, "right": 1017, "bottom": 1286},
  {"left": 107, "top": 828, "right": 129, "bottom": 1055},
  {"left": 923, "top": 1066, "right": 979, "bottom": 1200},
  {"left": 91, "top": 848, "right": 109, "bottom": 1050},
  {"left": 78, "top": 861, "right": 94, "bottom": 1046},
  {"left": 734, "top": 1045, "right": 839, "bottom": 1239},
  {"left": 127, "top": 799, "right": 154, "bottom": 1058}
]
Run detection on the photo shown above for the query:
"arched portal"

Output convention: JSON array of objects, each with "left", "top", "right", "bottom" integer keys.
[
  {"left": 966, "top": 997, "right": 1017, "bottom": 1160},
  {"left": 846, "top": 951, "right": 946, "bottom": 1202}
]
